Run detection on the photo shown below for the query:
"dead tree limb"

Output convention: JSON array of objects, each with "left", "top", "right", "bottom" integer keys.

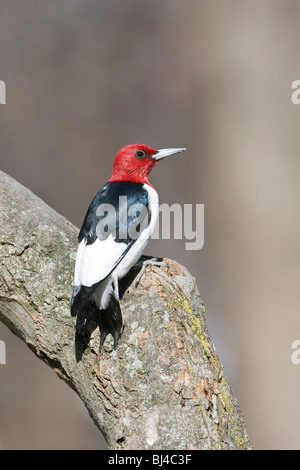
[{"left": 0, "top": 170, "right": 251, "bottom": 450}]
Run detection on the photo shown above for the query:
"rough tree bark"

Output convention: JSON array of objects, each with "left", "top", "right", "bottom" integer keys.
[{"left": 0, "top": 170, "right": 251, "bottom": 450}]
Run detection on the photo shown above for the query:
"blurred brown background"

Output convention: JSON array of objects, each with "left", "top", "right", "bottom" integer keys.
[{"left": 1, "top": 0, "right": 300, "bottom": 450}]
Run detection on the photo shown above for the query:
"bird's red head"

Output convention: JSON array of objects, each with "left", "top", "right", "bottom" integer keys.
[{"left": 109, "top": 143, "right": 186, "bottom": 185}]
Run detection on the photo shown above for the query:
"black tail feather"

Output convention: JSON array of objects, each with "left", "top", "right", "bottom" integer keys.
[
  {"left": 71, "top": 283, "right": 99, "bottom": 317},
  {"left": 98, "top": 294, "right": 123, "bottom": 351}
]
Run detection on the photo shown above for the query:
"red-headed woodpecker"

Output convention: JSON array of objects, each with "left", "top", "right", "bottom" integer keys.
[{"left": 71, "top": 143, "right": 186, "bottom": 350}]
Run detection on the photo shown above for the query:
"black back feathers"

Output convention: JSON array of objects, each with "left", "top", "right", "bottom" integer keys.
[{"left": 78, "top": 181, "right": 150, "bottom": 245}]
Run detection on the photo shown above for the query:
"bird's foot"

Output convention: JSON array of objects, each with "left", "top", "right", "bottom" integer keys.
[{"left": 133, "top": 256, "right": 169, "bottom": 287}]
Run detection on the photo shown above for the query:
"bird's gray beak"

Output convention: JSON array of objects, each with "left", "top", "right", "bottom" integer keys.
[{"left": 152, "top": 147, "right": 187, "bottom": 161}]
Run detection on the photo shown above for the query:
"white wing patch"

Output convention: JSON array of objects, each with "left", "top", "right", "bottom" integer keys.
[{"left": 74, "top": 235, "right": 128, "bottom": 287}]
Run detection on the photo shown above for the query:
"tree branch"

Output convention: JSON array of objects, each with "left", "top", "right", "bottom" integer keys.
[{"left": 0, "top": 170, "right": 251, "bottom": 450}]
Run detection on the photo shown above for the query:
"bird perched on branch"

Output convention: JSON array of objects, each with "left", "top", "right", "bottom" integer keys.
[{"left": 71, "top": 143, "right": 186, "bottom": 350}]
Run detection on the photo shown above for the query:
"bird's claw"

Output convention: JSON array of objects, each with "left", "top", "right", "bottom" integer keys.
[{"left": 134, "top": 257, "right": 169, "bottom": 287}]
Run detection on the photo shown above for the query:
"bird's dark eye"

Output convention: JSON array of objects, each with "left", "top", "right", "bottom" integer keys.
[{"left": 135, "top": 150, "right": 146, "bottom": 159}]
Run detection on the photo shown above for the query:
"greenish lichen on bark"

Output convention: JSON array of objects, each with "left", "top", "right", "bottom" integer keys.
[{"left": 0, "top": 170, "right": 251, "bottom": 450}]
